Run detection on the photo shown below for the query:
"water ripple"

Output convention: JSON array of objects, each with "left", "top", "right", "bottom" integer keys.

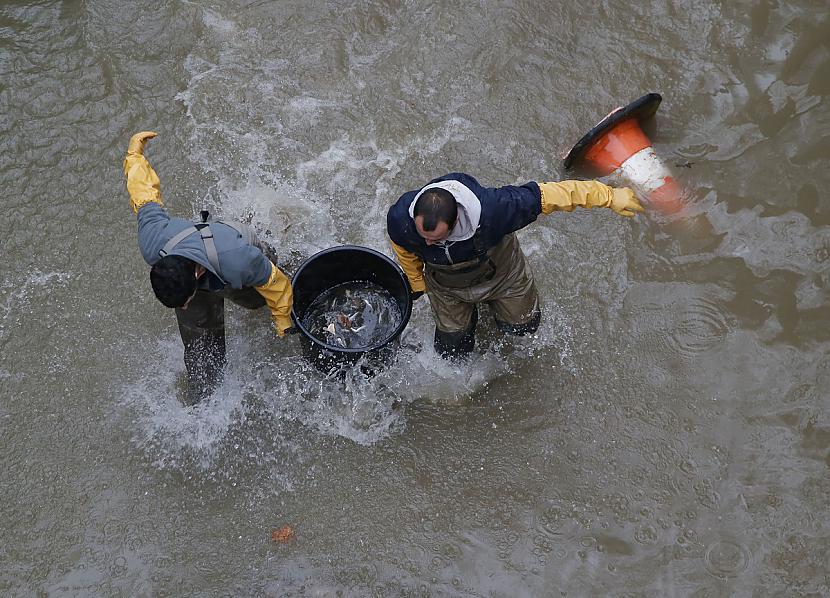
[
  {"left": 626, "top": 289, "right": 734, "bottom": 363},
  {"left": 704, "top": 540, "right": 751, "bottom": 578},
  {"left": 666, "top": 297, "right": 733, "bottom": 358}
]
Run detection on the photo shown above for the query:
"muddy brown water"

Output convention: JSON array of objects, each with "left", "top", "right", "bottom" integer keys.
[{"left": 1, "top": 0, "right": 828, "bottom": 595}]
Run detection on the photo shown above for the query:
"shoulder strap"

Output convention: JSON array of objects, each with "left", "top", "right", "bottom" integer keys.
[
  {"left": 471, "top": 228, "right": 490, "bottom": 260},
  {"left": 157, "top": 213, "right": 254, "bottom": 284},
  {"left": 158, "top": 222, "right": 227, "bottom": 285},
  {"left": 199, "top": 224, "right": 225, "bottom": 283},
  {"left": 159, "top": 226, "right": 199, "bottom": 258}
]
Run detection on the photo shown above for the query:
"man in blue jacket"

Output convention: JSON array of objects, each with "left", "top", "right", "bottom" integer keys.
[
  {"left": 125, "top": 131, "right": 293, "bottom": 403},
  {"left": 387, "top": 174, "right": 644, "bottom": 357}
]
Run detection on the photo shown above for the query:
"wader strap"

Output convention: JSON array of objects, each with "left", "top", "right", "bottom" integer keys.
[
  {"left": 450, "top": 228, "right": 489, "bottom": 268},
  {"left": 199, "top": 225, "right": 222, "bottom": 277},
  {"left": 159, "top": 226, "right": 199, "bottom": 258},
  {"left": 157, "top": 217, "right": 253, "bottom": 285},
  {"left": 157, "top": 223, "right": 226, "bottom": 285},
  {"left": 471, "top": 228, "right": 487, "bottom": 256}
]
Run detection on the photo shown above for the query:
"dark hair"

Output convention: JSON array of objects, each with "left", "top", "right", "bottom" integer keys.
[
  {"left": 413, "top": 188, "right": 457, "bottom": 231},
  {"left": 150, "top": 255, "right": 198, "bottom": 308}
]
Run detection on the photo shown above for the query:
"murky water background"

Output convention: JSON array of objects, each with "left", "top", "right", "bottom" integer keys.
[{"left": 1, "top": 0, "right": 828, "bottom": 595}]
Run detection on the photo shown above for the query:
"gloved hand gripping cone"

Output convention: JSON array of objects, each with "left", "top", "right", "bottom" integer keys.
[{"left": 538, "top": 180, "right": 645, "bottom": 217}]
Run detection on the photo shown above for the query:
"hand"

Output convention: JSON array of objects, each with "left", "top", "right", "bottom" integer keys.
[
  {"left": 411, "top": 290, "right": 425, "bottom": 302},
  {"left": 610, "top": 187, "right": 645, "bottom": 217},
  {"left": 127, "top": 131, "right": 158, "bottom": 156}
]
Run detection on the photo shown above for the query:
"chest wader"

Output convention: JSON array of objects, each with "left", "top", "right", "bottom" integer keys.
[
  {"left": 160, "top": 212, "right": 267, "bottom": 405},
  {"left": 425, "top": 233, "right": 541, "bottom": 358}
]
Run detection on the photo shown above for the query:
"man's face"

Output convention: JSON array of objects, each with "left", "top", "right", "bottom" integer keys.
[
  {"left": 180, "top": 288, "right": 198, "bottom": 310},
  {"left": 415, "top": 216, "right": 451, "bottom": 246},
  {"left": 180, "top": 264, "right": 207, "bottom": 310}
]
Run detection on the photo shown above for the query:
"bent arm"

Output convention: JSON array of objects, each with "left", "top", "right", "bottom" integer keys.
[
  {"left": 254, "top": 263, "right": 294, "bottom": 336},
  {"left": 390, "top": 242, "right": 426, "bottom": 293}
]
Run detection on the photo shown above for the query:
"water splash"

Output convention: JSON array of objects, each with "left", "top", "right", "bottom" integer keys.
[
  {"left": 129, "top": 3, "right": 578, "bottom": 462},
  {"left": 124, "top": 294, "right": 575, "bottom": 469}
]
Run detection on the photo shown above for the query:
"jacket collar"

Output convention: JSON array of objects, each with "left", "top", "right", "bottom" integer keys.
[{"left": 408, "top": 180, "right": 481, "bottom": 243}]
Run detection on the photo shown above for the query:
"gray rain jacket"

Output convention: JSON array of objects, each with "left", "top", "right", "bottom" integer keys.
[{"left": 137, "top": 203, "right": 271, "bottom": 292}]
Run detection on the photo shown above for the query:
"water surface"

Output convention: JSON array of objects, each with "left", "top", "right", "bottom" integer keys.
[{"left": 1, "top": 0, "right": 828, "bottom": 595}]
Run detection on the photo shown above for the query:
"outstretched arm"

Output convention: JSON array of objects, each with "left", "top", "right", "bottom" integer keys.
[
  {"left": 125, "top": 131, "right": 178, "bottom": 264},
  {"left": 123, "top": 131, "right": 163, "bottom": 213},
  {"left": 539, "top": 180, "right": 644, "bottom": 217}
]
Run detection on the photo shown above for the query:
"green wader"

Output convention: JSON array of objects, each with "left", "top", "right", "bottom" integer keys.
[
  {"left": 172, "top": 227, "right": 278, "bottom": 405},
  {"left": 174, "top": 287, "right": 265, "bottom": 404},
  {"left": 425, "top": 233, "right": 541, "bottom": 357}
]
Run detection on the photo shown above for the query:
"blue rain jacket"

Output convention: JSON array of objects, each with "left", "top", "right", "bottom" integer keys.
[{"left": 386, "top": 173, "right": 542, "bottom": 265}]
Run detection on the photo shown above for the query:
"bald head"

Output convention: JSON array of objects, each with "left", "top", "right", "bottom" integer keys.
[{"left": 413, "top": 188, "right": 457, "bottom": 236}]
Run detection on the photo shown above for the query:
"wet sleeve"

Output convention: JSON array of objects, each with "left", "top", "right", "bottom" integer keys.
[
  {"left": 390, "top": 242, "right": 426, "bottom": 294},
  {"left": 135, "top": 203, "right": 174, "bottom": 265},
  {"left": 538, "top": 180, "right": 617, "bottom": 214},
  {"left": 254, "top": 263, "right": 294, "bottom": 337},
  {"left": 481, "top": 180, "right": 543, "bottom": 236},
  {"left": 124, "top": 153, "right": 164, "bottom": 214}
]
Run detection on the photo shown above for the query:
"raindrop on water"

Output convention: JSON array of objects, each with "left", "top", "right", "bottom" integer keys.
[{"left": 704, "top": 540, "right": 751, "bottom": 578}]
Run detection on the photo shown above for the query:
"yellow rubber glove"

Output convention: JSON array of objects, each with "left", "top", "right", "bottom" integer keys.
[
  {"left": 390, "top": 241, "right": 426, "bottom": 293},
  {"left": 124, "top": 131, "right": 163, "bottom": 214},
  {"left": 127, "top": 131, "right": 157, "bottom": 155},
  {"left": 539, "top": 180, "right": 644, "bottom": 217},
  {"left": 254, "top": 263, "right": 294, "bottom": 336},
  {"left": 609, "top": 187, "right": 646, "bottom": 217}
]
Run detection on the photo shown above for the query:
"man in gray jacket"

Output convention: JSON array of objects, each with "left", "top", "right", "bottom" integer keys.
[{"left": 125, "top": 131, "right": 293, "bottom": 404}]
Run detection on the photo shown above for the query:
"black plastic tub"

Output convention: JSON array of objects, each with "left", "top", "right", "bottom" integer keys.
[{"left": 290, "top": 245, "right": 413, "bottom": 373}]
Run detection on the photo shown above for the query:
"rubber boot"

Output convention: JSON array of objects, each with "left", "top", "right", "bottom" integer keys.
[
  {"left": 494, "top": 307, "right": 541, "bottom": 336},
  {"left": 434, "top": 306, "right": 478, "bottom": 359}
]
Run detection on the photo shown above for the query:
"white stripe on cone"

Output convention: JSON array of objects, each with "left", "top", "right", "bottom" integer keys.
[
  {"left": 609, "top": 146, "right": 682, "bottom": 213},
  {"left": 616, "top": 147, "right": 673, "bottom": 193}
]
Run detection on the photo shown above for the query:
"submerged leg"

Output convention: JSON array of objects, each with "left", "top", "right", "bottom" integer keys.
[
  {"left": 493, "top": 303, "right": 541, "bottom": 336},
  {"left": 433, "top": 305, "right": 478, "bottom": 358},
  {"left": 488, "top": 240, "right": 542, "bottom": 336},
  {"left": 175, "top": 291, "right": 226, "bottom": 405}
]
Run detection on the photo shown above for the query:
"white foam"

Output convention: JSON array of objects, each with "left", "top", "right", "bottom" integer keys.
[
  {"left": 123, "top": 338, "right": 240, "bottom": 466},
  {"left": 200, "top": 7, "right": 236, "bottom": 34},
  {"left": 124, "top": 292, "right": 575, "bottom": 462}
]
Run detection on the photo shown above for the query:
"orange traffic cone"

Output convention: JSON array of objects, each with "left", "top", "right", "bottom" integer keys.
[{"left": 564, "top": 93, "right": 683, "bottom": 215}]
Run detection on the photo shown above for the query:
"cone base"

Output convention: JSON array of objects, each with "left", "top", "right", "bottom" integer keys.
[
  {"left": 563, "top": 93, "right": 663, "bottom": 171},
  {"left": 647, "top": 179, "right": 684, "bottom": 215}
]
